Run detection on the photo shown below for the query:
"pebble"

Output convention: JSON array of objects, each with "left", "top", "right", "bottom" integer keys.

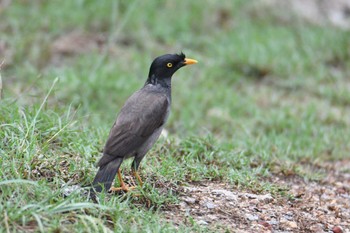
[
  {"left": 332, "top": 226, "right": 343, "bottom": 233},
  {"left": 288, "top": 221, "right": 298, "bottom": 229},
  {"left": 204, "top": 201, "right": 216, "bottom": 209},
  {"left": 212, "top": 189, "right": 238, "bottom": 201},
  {"left": 267, "top": 219, "right": 279, "bottom": 226},
  {"left": 197, "top": 220, "right": 208, "bottom": 225},
  {"left": 207, "top": 215, "right": 218, "bottom": 221},
  {"left": 258, "top": 221, "right": 272, "bottom": 230},
  {"left": 281, "top": 220, "right": 298, "bottom": 229},
  {"left": 310, "top": 223, "right": 324, "bottom": 233},
  {"left": 61, "top": 185, "right": 83, "bottom": 197},
  {"left": 245, "top": 213, "right": 259, "bottom": 221},
  {"left": 245, "top": 193, "right": 258, "bottom": 199},
  {"left": 283, "top": 212, "right": 294, "bottom": 220},
  {"left": 249, "top": 199, "right": 259, "bottom": 205},
  {"left": 259, "top": 194, "right": 274, "bottom": 203},
  {"left": 179, "top": 201, "right": 187, "bottom": 208},
  {"left": 182, "top": 197, "right": 196, "bottom": 204},
  {"left": 244, "top": 193, "right": 274, "bottom": 203}
]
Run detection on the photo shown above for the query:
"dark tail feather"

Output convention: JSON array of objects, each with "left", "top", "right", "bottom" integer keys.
[{"left": 89, "top": 158, "right": 123, "bottom": 200}]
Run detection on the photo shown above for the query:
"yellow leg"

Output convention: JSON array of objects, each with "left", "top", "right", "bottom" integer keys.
[
  {"left": 133, "top": 171, "right": 143, "bottom": 186},
  {"left": 110, "top": 169, "right": 135, "bottom": 192}
]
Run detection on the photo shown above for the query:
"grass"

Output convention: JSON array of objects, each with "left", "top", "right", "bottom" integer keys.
[{"left": 1, "top": 0, "right": 350, "bottom": 232}]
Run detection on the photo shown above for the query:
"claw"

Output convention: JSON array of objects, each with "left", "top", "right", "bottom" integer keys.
[
  {"left": 109, "top": 169, "right": 143, "bottom": 193},
  {"left": 110, "top": 185, "right": 136, "bottom": 192}
]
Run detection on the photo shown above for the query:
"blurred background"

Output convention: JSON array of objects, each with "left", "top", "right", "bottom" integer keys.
[{"left": 1, "top": 0, "right": 350, "bottom": 171}]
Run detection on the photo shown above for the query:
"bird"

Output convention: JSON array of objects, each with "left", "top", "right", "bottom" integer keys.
[{"left": 90, "top": 52, "right": 197, "bottom": 195}]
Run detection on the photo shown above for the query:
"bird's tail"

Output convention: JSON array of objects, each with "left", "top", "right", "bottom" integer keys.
[{"left": 90, "top": 158, "right": 123, "bottom": 196}]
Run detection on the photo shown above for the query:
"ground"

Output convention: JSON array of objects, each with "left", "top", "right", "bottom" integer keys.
[{"left": 162, "top": 159, "right": 350, "bottom": 232}]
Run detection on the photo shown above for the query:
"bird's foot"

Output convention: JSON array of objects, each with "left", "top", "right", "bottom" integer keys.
[
  {"left": 110, "top": 185, "right": 142, "bottom": 197},
  {"left": 110, "top": 185, "right": 136, "bottom": 192}
]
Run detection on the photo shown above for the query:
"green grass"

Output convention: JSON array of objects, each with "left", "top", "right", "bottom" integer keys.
[{"left": 1, "top": 0, "right": 350, "bottom": 232}]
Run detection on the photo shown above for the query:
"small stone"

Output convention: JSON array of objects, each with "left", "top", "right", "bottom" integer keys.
[
  {"left": 284, "top": 221, "right": 298, "bottom": 229},
  {"left": 182, "top": 197, "right": 196, "bottom": 204},
  {"left": 310, "top": 223, "right": 324, "bottom": 233},
  {"left": 204, "top": 201, "right": 216, "bottom": 209},
  {"left": 61, "top": 185, "right": 83, "bottom": 197},
  {"left": 207, "top": 215, "right": 218, "bottom": 221},
  {"left": 212, "top": 189, "right": 238, "bottom": 201},
  {"left": 245, "top": 193, "right": 258, "bottom": 199},
  {"left": 258, "top": 194, "right": 274, "bottom": 203},
  {"left": 258, "top": 221, "right": 272, "bottom": 230},
  {"left": 245, "top": 213, "right": 259, "bottom": 221},
  {"left": 183, "top": 187, "right": 198, "bottom": 192},
  {"left": 249, "top": 199, "right": 259, "bottom": 205},
  {"left": 321, "top": 193, "right": 332, "bottom": 200},
  {"left": 179, "top": 201, "right": 187, "bottom": 208},
  {"left": 335, "top": 218, "right": 342, "bottom": 224},
  {"left": 332, "top": 226, "right": 343, "bottom": 233},
  {"left": 268, "top": 219, "right": 278, "bottom": 225},
  {"left": 251, "top": 223, "right": 271, "bottom": 232},
  {"left": 197, "top": 220, "right": 208, "bottom": 225},
  {"left": 228, "top": 201, "right": 235, "bottom": 206},
  {"left": 282, "top": 212, "right": 294, "bottom": 220}
]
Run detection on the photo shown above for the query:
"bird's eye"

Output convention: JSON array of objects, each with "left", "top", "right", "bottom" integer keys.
[{"left": 166, "top": 63, "right": 173, "bottom": 68}]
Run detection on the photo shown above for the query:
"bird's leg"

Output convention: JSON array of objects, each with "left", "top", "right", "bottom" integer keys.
[
  {"left": 131, "top": 158, "right": 143, "bottom": 187},
  {"left": 110, "top": 169, "right": 135, "bottom": 192},
  {"left": 133, "top": 170, "right": 143, "bottom": 187}
]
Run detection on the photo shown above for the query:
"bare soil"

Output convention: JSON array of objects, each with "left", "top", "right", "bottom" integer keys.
[{"left": 162, "top": 160, "right": 350, "bottom": 233}]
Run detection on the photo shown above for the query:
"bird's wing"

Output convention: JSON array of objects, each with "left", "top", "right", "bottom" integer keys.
[{"left": 97, "top": 90, "right": 169, "bottom": 167}]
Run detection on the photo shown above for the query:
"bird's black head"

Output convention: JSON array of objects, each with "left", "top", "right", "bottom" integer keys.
[{"left": 147, "top": 53, "right": 197, "bottom": 80}]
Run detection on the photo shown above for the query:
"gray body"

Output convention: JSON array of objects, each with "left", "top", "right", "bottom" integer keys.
[{"left": 92, "top": 82, "right": 171, "bottom": 192}]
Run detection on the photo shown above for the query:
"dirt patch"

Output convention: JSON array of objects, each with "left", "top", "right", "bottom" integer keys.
[
  {"left": 162, "top": 160, "right": 350, "bottom": 232},
  {"left": 50, "top": 30, "right": 107, "bottom": 65}
]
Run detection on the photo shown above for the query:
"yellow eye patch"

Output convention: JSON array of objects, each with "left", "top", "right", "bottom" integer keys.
[{"left": 167, "top": 63, "right": 173, "bottom": 68}]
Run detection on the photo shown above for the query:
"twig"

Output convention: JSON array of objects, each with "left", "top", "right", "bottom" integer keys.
[{"left": 4, "top": 211, "right": 10, "bottom": 233}]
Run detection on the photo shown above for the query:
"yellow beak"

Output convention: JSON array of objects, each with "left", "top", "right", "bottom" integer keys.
[{"left": 184, "top": 58, "right": 198, "bottom": 65}]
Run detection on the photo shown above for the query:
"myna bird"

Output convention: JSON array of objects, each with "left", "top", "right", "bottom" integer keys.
[{"left": 91, "top": 53, "right": 197, "bottom": 195}]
